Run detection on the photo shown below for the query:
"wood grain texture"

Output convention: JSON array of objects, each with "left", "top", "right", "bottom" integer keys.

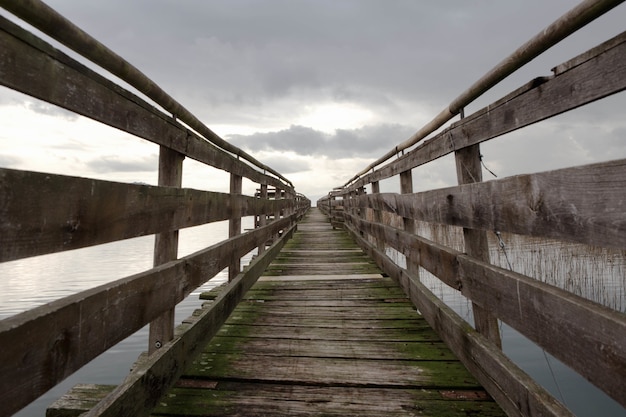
[
  {"left": 0, "top": 168, "right": 294, "bottom": 262},
  {"left": 84, "top": 224, "right": 297, "bottom": 417},
  {"left": 149, "top": 146, "right": 184, "bottom": 354},
  {"left": 0, "top": 216, "right": 296, "bottom": 417},
  {"left": 141, "top": 209, "right": 504, "bottom": 416},
  {"left": 348, "top": 159, "right": 626, "bottom": 250},
  {"left": 342, "top": 221, "right": 573, "bottom": 417},
  {"left": 458, "top": 255, "right": 626, "bottom": 406}
]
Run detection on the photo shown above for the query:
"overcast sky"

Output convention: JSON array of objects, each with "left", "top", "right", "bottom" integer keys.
[{"left": 0, "top": 1, "right": 625, "bottom": 203}]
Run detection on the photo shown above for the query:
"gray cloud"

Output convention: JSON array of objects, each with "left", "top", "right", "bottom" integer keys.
[
  {"left": 35, "top": 1, "right": 626, "bottom": 126},
  {"left": 228, "top": 123, "right": 415, "bottom": 159},
  {"left": 86, "top": 154, "right": 157, "bottom": 174},
  {"left": 0, "top": 154, "right": 22, "bottom": 167},
  {"left": 25, "top": 101, "right": 79, "bottom": 121},
  {"left": 256, "top": 154, "right": 312, "bottom": 175},
  {"left": 1, "top": 1, "right": 624, "bottom": 198}
]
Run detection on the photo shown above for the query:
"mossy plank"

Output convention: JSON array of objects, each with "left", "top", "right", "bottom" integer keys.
[
  {"left": 184, "top": 353, "right": 481, "bottom": 388},
  {"left": 203, "top": 336, "right": 458, "bottom": 361},
  {"left": 47, "top": 384, "right": 116, "bottom": 417},
  {"left": 152, "top": 384, "right": 504, "bottom": 416}
]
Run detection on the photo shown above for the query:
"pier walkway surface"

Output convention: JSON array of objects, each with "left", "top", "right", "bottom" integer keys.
[{"left": 148, "top": 208, "right": 505, "bottom": 416}]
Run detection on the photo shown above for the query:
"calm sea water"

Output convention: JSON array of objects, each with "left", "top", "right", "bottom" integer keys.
[{"left": 1, "top": 217, "right": 624, "bottom": 416}]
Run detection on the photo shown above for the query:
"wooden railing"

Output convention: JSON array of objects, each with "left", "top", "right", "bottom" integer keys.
[
  {"left": 319, "top": 4, "right": 626, "bottom": 417},
  {"left": 0, "top": 3, "right": 309, "bottom": 416}
]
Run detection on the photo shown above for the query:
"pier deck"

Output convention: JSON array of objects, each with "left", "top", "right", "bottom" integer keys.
[{"left": 149, "top": 209, "right": 504, "bottom": 416}]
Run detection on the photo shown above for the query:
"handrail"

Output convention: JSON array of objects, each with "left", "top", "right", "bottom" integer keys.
[
  {"left": 0, "top": 0, "right": 293, "bottom": 189},
  {"left": 343, "top": 0, "right": 624, "bottom": 187}
]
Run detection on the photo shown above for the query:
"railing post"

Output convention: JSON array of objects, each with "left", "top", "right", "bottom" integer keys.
[
  {"left": 400, "top": 170, "right": 420, "bottom": 278},
  {"left": 273, "top": 185, "right": 282, "bottom": 241},
  {"left": 229, "top": 173, "right": 242, "bottom": 281},
  {"left": 455, "top": 144, "right": 502, "bottom": 348},
  {"left": 258, "top": 183, "right": 268, "bottom": 254},
  {"left": 370, "top": 181, "right": 385, "bottom": 250},
  {"left": 149, "top": 146, "right": 184, "bottom": 354}
]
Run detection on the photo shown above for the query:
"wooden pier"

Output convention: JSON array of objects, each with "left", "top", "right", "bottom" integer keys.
[
  {"left": 50, "top": 208, "right": 504, "bottom": 416},
  {"left": 2, "top": 2, "right": 626, "bottom": 416}
]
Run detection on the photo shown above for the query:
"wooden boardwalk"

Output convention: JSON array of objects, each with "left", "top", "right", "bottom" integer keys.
[{"left": 150, "top": 208, "right": 504, "bottom": 416}]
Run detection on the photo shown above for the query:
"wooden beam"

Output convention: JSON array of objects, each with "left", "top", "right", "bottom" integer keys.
[
  {"left": 342, "top": 221, "right": 573, "bottom": 417},
  {"left": 343, "top": 211, "right": 626, "bottom": 407},
  {"left": 258, "top": 183, "right": 268, "bottom": 254},
  {"left": 149, "top": 147, "right": 184, "bottom": 354},
  {"left": 0, "top": 168, "right": 293, "bottom": 262},
  {"left": 455, "top": 144, "right": 501, "bottom": 348},
  {"left": 84, "top": 224, "right": 297, "bottom": 417},
  {"left": 350, "top": 158, "right": 626, "bottom": 250},
  {"left": 229, "top": 174, "right": 243, "bottom": 281},
  {"left": 0, "top": 215, "right": 294, "bottom": 417},
  {"left": 458, "top": 255, "right": 626, "bottom": 407},
  {"left": 400, "top": 170, "right": 420, "bottom": 277}
]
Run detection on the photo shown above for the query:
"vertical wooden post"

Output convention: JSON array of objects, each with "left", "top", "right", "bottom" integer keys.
[
  {"left": 400, "top": 170, "right": 420, "bottom": 277},
  {"left": 229, "top": 173, "right": 242, "bottom": 282},
  {"left": 370, "top": 181, "right": 384, "bottom": 250},
  {"left": 455, "top": 144, "right": 502, "bottom": 348},
  {"left": 274, "top": 186, "right": 282, "bottom": 241},
  {"left": 149, "top": 146, "right": 184, "bottom": 354},
  {"left": 258, "top": 183, "right": 268, "bottom": 254}
]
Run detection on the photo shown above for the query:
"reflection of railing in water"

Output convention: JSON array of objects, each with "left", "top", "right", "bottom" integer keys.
[
  {"left": 318, "top": 1, "right": 626, "bottom": 413},
  {"left": 0, "top": 2, "right": 310, "bottom": 415}
]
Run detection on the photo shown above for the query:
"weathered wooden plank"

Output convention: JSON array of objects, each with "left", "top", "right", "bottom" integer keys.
[
  {"left": 0, "top": 168, "right": 293, "bottom": 262},
  {"left": 220, "top": 316, "right": 427, "bottom": 329},
  {"left": 346, "top": 207, "right": 626, "bottom": 406},
  {"left": 148, "top": 146, "right": 184, "bottom": 354},
  {"left": 0, "top": 16, "right": 291, "bottom": 192},
  {"left": 184, "top": 353, "right": 481, "bottom": 388},
  {"left": 82, "top": 224, "right": 297, "bottom": 417},
  {"left": 454, "top": 143, "right": 501, "bottom": 348},
  {"left": 53, "top": 382, "right": 504, "bottom": 417},
  {"left": 258, "top": 273, "right": 383, "bottom": 281},
  {"left": 345, "top": 229, "right": 572, "bottom": 417},
  {"left": 343, "top": 212, "right": 461, "bottom": 290},
  {"left": 204, "top": 335, "right": 457, "bottom": 360},
  {"left": 0, "top": 216, "right": 295, "bottom": 417},
  {"left": 241, "top": 286, "right": 407, "bottom": 300},
  {"left": 350, "top": 30, "right": 626, "bottom": 191},
  {"left": 458, "top": 255, "right": 626, "bottom": 407},
  {"left": 47, "top": 384, "right": 117, "bottom": 417},
  {"left": 228, "top": 173, "right": 243, "bottom": 281},
  {"left": 214, "top": 322, "right": 441, "bottom": 343},
  {"left": 163, "top": 384, "right": 503, "bottom": 417},
  {"left": 231, "top": 304, "right": 418, "bottom": 320},
  {"left": 263, "top": 262, "right": 382, "bottom": 276},
  {"left": 350, "top": 158, "right": 626, "bottom": 250}
]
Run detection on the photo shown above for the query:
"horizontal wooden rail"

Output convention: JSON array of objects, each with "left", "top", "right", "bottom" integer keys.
[
  {"left": 343, "top": 210, "right": 626, "bottom": 407},
  {"left": 0, "top": 0, "right": 292, "bottom": 188},
  {"left": 85, "top": 223, "right": 297, "bottom": 417},
  {"left": 345, "top": 158, "right": 626, "bottom": 250},
  {"left": 342, "top": 219, "right": 573, "bottom": 417},
  {"left": 344, "top": 0, "right": 624, "bottom": 186},
  {"left": 345, "top": 30, "right": 626, "bottom": 192},
  {"left": 0, "top": 168, "right": 295, "bottom": 262},
  {"left": 0, "top": 15, "right": 292, "bottom": 192},
  {"left": 0, "top": 215, "right": 298, "bottom": 417}
]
